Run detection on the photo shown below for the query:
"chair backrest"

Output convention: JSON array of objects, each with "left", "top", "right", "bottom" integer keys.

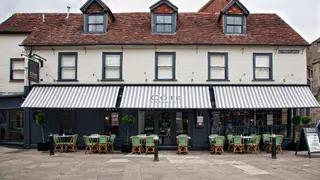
[
  {"left": 99, "top": 135, "right": 108, "bottom": 144},
  {"left": 178, "top": 136, "right": 188, "bottom": 146},
  {"left": 255, "top": 135, "right": 261, "bottom": 145},
  {"left": 72, "top": 134, "right": 78, "bottom": 144},
  {"left": 262, "top": 134, "right": 271, "bottom": 142},
  {"left": 276, "top": 135, "right": 283, "bottom": 145},
  {"left": 145, "top": 136, "right": 154, "bottom": 145},
  {"left": 215, "top": 136, "right": 224, "bottom": 146},
  {"left": 233, "top": 136, "right": 243, "bottom": 145},
  {"left": 131, "top": 136, "right": 141, "bottom": 146},
  {"left": 109, "top": 134, "right": 116, "bottom": 143},
  {"left": 53, "top": 135, "right": 60, "bottom": 144},
  {"left": 227, "top": 134, "right": 233, "bottom": 143},
  {"left": 83, "top": 136, "right": 91, "bottom": 145},
  {"left": 249, "top": 135, "right": 256, "bottom": 143}
]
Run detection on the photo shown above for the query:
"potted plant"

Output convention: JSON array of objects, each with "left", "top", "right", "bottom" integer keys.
[
  {"left": 36, "top": 112, "right": 49, "bottom": 151},
  {"left": 120, "top": 115, "right": 135, "bottom": 153},
  {"left": 301, "top": 116, "right": 312, "bottom": 127}
]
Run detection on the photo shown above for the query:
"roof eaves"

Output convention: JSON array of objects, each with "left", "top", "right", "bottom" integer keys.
[
  {"left": 150, "top": 0, "right": 178, "bottom": 12},
  {"left": 221, "top": 0, "right": 250, "bottom": 15},
  {"left": 80, "top": 0, "right": 109, "bottom": 13},
  {"left": 198, "top": 0, "right": 215, "bottom": 12}
]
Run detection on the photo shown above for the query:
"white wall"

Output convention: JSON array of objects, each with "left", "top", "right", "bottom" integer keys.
[
  {"left": 32, "top": 45, "right": 307, "bottom": 85},
  {"left": 0, "top": 35, "right": 27, "bottom": 92}
]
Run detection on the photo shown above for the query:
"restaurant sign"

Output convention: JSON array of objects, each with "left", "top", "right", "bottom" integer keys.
[
  {"left": 295, "top": 128, "right": 320, "bottom": 158},
  {"left": 278, "top": 50, "right": 300, "bottom": 54},
  {"left": 150, "top": 95, "right": 182, "bottom": 103},
  {"left": 28, "top": 60, "right": 39, "bottom": 83}
]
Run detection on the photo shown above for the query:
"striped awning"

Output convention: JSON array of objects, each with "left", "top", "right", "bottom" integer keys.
[
  {"left": 120, "top": 86, "right": 212, "bottom": 109},
  {"left": 21, "top": 86, "right": 120, "bottom": 108},
  {"left": 213, "top": 86, "right": 320, "bottom": 109}
]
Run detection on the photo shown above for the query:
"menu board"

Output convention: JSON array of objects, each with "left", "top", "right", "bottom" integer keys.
[
  {"left": 295, "top": 128, "right": 320, "bottom": 158},
  {"left": 111, "top": 113, "right": 119, "bottom": 126}
]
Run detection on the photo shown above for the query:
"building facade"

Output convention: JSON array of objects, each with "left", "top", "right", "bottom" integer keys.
[{"left": 0, "top": 0, "right": 318, "bottom": 149}]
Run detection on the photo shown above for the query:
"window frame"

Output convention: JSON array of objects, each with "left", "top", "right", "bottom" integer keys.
[
  {"left": 102, "top": 52, "right": 123, "bottom": 81},
  {"left": 58, "top": 52, "right": 78, "bottom": 82},
  {"left": 85, "top": 14, "right": 106, "bottom": 33},
  {"left": 155, "top": 52, "right": 176, "bottom": 81},
  {"left": 154, "top": 14, "right": 174, "bottom": 34},
  {"left": 10, "top": 58, "right": 25, "bottom": 82},
  {"left": 224, "top": 15, "right": 245, "bottom": 34},
  {"left": 253, "top": 53, "right": 273, "bottom": 81},
  {"left": 207, "top": 52, "right": 229, "bottom": 81}
]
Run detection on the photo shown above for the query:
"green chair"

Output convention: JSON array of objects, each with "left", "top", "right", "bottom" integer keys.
[
  {"left": 177, "top": 136, "right": 188, "bottom": 154},
  {"left": 107, "top": 134, "right": 116, "bottom": 152},
  {"left": 83, "top": 136, "right": 97, "bottom": 154},
  {"left": 131, "top": 136, "right": 142, "bottom": 154},
  {"left": 213, "top": 136, "right": 225, "bottom": 154},
  {"left": 262, "top": 134, "right": 271, "bottom": 151},
  {"left": 227, "top": 134, "right": 234, "bottom": 151},
  {"left": 65, "top": 134, "right": 78, "bottom": 152},
  {"left": 249, "top": 134, "right": 256, "bottom": 143},
  {"left": 268, "top": 135, "right": 284, "bottom": 153},
  {"left": 53, "top": 135, "right": 63, "bottom": 152},
  {"left": 233, "top": 136, "right": 244, "bottom": 154},
  {"left": 98, "top": 135, "right": 108, "bottom": 153},
  {"left": 247, "top": 135, "right": 261, "bottom": 154},
  {"left": 145, "top": 136, "right": 155, "bottom": 154},
  {"left": 209, "top": 137, "right": 215, "bottom": 152}
]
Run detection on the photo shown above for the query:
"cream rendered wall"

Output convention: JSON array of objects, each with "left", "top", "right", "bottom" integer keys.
[
  {"left": 32, "top": 45, "right": 307, "bottom": 85},
  {"left": 0, "top": 35, "right": 27, "bottom": 92}
]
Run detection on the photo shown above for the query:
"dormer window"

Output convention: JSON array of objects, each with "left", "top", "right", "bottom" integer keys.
[
  {"left": 87, "top": 14, "right": 105, "bottom": 33},
  {"left": 80, "top": 0, "right": 115, "bottom": 34},
  {"left": 155, "top": 14, "right": 173, "bottom": 33},
  {"left": 225, "top": 15, "right": 243, "bottom": 34},
  {"left": 150, "top": 0, "right": 178, "bottom": 34}
]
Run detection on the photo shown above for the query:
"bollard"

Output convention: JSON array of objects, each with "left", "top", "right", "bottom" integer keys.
[
  {"left": 154, "top": 138, "right": 159, "bottom": 162},
  {"left": 49, "top": 134, "right": 54, "bottom": 156},
  {"left": 271, "top": 136, "right": 276, "bottom": 159}
]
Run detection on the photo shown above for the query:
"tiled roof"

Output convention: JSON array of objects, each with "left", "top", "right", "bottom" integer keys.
[{"left": 0, "top": 13, "right": 309, "bottom": 46}]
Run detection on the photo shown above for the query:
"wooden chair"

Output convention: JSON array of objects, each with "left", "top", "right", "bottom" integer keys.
[
  {"left": 98, "top": 135, "right": 108, "bottom": 153},
  {"left": 233, "top": 136, "right": 244, "bottom": 154},
  {"left": 131, "top": 136, "right": 142, "bottom": 154},
  {"left": 262, "top": 134, "right": 271, "bottom": 152},
  {"left": 65, "top": 134, "right": 78, "bottom": 152},
  {"left": 145, "top": 136, "right": 155, "bottom": 154},
  {"left": 213, "top": 136, "right": 225, "bottom": 154},
  {"left": 83, "top": 136, "right": 96, "bottom": 154},
  {"left": 107, "top": 134, "right": 116, "bottom": 152},
  {"left": 53, "top": 135, "right": 64, "bottom": 152},
  {"left": 227, "top": 134, "right": 234, "bottom": 151},
  {"left": 268, "top": 135, "right": 284, "bottom": 153},
  {"left": 177, "top": 136, "right": 188, "bottom": 154},
  {"left": 247, "top": 135, "right": 261, "bottom": 154}
]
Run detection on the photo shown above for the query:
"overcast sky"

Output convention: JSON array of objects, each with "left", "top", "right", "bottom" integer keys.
[{"left": 0, "top": 0, "right": 319, "bottom": 43}]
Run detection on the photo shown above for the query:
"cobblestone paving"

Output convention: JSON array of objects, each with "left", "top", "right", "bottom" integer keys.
[{"left": 0, "top": 147, "right": 319, "bottom": 180}]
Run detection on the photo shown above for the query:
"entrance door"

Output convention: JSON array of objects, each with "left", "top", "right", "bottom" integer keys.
[
  {"left": 0, "top": 110, "right": 7, "bottom": 141},
  {"left": 159, "top": 112, "right": 172, "bottom": 145}
]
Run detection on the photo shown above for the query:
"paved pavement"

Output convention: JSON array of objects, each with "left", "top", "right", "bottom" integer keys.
[{"left": 0, "top": 146, "right": 319, "bottom": 180}]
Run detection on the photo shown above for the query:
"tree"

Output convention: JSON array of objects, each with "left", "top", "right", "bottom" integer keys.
[
  {"left": 120, "top": 115, "right": 135, "bottom": 144},
  {"left": 36, "top": 112, "right": 46, "bottom": 143}
]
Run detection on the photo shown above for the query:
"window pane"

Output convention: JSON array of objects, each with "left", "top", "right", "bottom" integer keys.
[
  {"left": 256, "top": 55, "right": 270, "bottom": 67},
  {"left": 95, "top": 15, "right": 104, "bottom": 23},
  {"left": 12, "top": 60, "right": 24, "bottom": 70},
  {"left": 59, "top": 111, "right": 75, "bottom": 135},
  {"left": 88, "top": 15, "right": 103, "bottom": 24},
  {"left": 88, "top": 16, "right": 96, "bottom": 23},
  {"left": 13, "top": 71, "right": 24, "bottom": 80},
  {"left": 164, "top": 16, "right": 172, "bottom": 23},
  {"left": 156, "top": 25, "right": 164, "bottom": 32},
  {"left": 227, "top": 16, "right": 234, "bottom": 24},
  {"left": 226, "top": 26, "right": 234, "bottom": 33},
  {"left": 176, "top": 112, "right": 188, "bottom": 135},
  {"left": 234, "top": 17, "right": 242, "bottom": 25},
  {"left": 8, "top": 110, "right": 23, "bottom": 142},
  {"left": 96, "top": 25, "right": 104, "bottom": 32},
  {"left": 156, "top": 15, "right": 164, "bottom": 23},
  {"left": 158, "top": 67, "right": 173, "bottom": 79},
  {"left": 105, "top": 67, "right": 120, "bottom": 79},
  {"left": 105, "top": 55, "right": 120, "bottom": 66},
  {"left": 211, "top": 67, "right": 225, "bottom": 79},
  {"left": 0, "top": 110, "right": 6, "bottom": 124},
  {"left": 61, "top": 55, "right": 75, "bottom": 66},
  {"left": 158, "top": 54, "right": 173, "bottom": 66},
  {"left": 210, "top": 54, "right": 225, "bottom": 66},
  {"left": 255, "top": 68, "right": 270, "bottom": 79},
  {"left": 164, "top": 25, "right": 172, "bottom": 33},
  {"left": 88, "top": 25, "right": 96, "bottom": 32},
  {"left": 61, "top": 68, "right": 75, "bottom": 79},
  {"left": 234, "top": 26, "right": 242, "bottom": 33}
]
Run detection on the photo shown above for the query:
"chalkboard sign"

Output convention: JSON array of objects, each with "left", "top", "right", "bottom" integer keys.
[{"left": 295, "top": 128, "right": 320, "bottom": 158}]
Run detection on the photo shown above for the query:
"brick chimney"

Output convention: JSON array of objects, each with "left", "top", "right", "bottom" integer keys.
[{"left": 198, "top": 0, "right": 230, "bottom": 14}]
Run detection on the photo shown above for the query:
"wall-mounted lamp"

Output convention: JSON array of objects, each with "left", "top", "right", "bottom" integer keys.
[
  {"left": 45, "top": 73, "right": 56, "bottom": 82},
  {"left": 283, "top": 74, "right": 294, "bottom": 83},
  {"left": 241, "top": 48, "right": 245, "bottom": 54},
  {"left": 191, "top": 72, "right": 194, "bottom": 82},
  {"left": 239, "top": 73, "right": 246, "bottom": 82},
  {"left": 105, "top": 116, "right": 109, "bottom": 121},
  {"left": 92, "top": 74, "right": 100, "bottom": 82},
  {"left": 144, "top": 72, "right": 148, "bottom": 82}
]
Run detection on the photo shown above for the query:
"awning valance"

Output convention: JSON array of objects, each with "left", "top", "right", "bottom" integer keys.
[
  {"left": 213, "top": 86, "right": 320, "bottom": 109},
  {"left": 21, "top": 86, "right": 120, "bottom": 108},
  {"left": 120, "top": 86, "right": 212, "bottom": 109}
]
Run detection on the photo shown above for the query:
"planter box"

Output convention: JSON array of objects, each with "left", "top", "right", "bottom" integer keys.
[
  {"left": 37, "top": 142, "right": 50, "bottom": 151},
  {"left": 121, "top": 144, "right": 131, "bottom": 153}
]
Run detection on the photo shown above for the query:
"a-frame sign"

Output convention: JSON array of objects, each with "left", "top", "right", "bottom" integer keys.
[{"left": 295, "top": 128, "right": 320, "bottom": 158}]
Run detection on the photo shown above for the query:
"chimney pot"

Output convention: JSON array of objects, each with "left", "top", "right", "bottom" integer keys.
[
  {"left": 67, "top": 6, "right": 71, "bottom": 19},
  {"left": 42, "top": 14, "right": 45, "bottom": 22}
]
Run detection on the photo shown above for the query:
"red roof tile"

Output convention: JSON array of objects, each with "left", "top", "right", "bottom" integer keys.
[{"left": 0, "top": 13, "right": 309, "bottom": 46}]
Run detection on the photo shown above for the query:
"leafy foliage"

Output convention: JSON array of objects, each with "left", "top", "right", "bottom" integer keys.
[
  {"left": 120, "top": 115, "right": 135, "bottom": 125},
  {"left": 36, "top": 112, "right": 46, "bottom": 125},
  {"left": 293, "top": 116, "right": 302, "bottom": 126},
  {"left": 301, "top": 116, "right": 312, "bottom": 125}
]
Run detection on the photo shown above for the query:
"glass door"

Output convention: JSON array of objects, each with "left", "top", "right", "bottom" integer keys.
[
  {"left": 0, "top": 110, "right": 8, "bottom": 141},
  {"left": 159, "top": 112, "right": 171, "bottom": 145}
]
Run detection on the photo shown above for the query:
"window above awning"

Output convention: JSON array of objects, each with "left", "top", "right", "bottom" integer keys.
[
  {"left": 21, "top": 86, "right": 120, "bottom": 108},
  {"left": 120, "top": 86, "right": 212, "bottom": 109},
  {"left": 213, "top": 85, "right": 320, "bottom": 109}
]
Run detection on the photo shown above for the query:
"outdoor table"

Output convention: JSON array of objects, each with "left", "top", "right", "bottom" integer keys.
[
  {"left": 89, "top": 134, "right": 100, "bottom": 152},
  {"left": 242, "top": 136, "right": 253, "bottom": 153},
  {"left": 56, "top": 135, "right": 73, "bottom": 152}
]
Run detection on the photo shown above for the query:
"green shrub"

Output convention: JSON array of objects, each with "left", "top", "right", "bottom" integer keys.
[
  {"left": 120, "top": 115, "right": 135, "bottom": 125},
  {"left": 36, "top": 112, "right": 46, "bottom": 125},
  {"left": 293, "top": 116, "right": 302, "bottom": 126},
  {"left": 301, "top": 116, "right": 312, "bottom": 125}
]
